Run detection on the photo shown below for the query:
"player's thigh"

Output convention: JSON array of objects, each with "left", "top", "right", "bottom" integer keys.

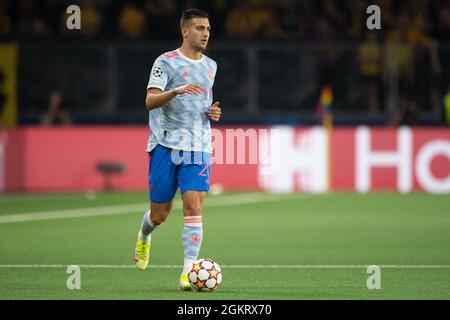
[
  {"left": 177, "top": 151, "right": 210, "bottom": 194},
  {"left": 148, "top": 145, "right": 178, "bottom": 204},
  {"left": 177, "top": 151, "right": 210, "bottom": 216}
]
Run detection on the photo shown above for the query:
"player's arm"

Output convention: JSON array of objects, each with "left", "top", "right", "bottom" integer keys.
[{"left": 145, "top": 84, "right": 204, "bottom": 110}]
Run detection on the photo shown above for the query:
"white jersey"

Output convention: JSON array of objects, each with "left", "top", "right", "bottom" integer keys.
[{"left": 146, "top": 48, "right": 217, "bottom": 153}]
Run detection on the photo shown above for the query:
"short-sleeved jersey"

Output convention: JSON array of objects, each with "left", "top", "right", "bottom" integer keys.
[{"left": 146, "top": 48, "right": 217, "bottom": 153}]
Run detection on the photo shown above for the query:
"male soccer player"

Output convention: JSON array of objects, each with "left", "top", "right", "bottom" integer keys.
[{"left": 134, "top": 8, "right": 221, "bottom": 291}]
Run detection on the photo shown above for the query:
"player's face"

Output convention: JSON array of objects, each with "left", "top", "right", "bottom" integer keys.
[{"left": 185, "top": 18, "right": 211, "bottom": 52}]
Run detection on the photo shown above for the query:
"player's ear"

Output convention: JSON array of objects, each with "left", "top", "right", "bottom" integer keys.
[{"left": 181, "top": 26, "right": 188, "bottom": 39}]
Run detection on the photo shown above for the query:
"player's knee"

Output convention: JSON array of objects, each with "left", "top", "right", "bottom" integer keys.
[
  {"left": 149, "top": 213, "right": 167, "bottom": 226},
  {"left": 149, "top": 208, "right": 171, "bottom": 225},
  {"left": 183, "top": 203, "right": 202, "bottom": 216}
]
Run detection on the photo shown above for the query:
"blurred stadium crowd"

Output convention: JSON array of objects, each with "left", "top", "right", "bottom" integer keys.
[
  {"left": 0, "top": 0, "right": 449, "bottom": 126},
  {"left": 0, "top": 0, "right": 449, "bottom": 42}
]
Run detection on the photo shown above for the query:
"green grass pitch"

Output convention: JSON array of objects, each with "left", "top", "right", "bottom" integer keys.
[{"left": 0, "top": 191, "right": 449, "bottom": 299}]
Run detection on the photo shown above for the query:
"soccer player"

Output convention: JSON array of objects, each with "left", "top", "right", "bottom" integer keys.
[{"left": 134, "top": 8, "right": 221, "bottom": 291}]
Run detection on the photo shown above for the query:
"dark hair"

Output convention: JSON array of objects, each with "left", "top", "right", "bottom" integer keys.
[{"left": 180, "top": 8, "right": 209, "bottom": 28}]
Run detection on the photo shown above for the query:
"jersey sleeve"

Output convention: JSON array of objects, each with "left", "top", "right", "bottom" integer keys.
[{"left": 147, "top": 57, "right": 171, "bottom": 91}]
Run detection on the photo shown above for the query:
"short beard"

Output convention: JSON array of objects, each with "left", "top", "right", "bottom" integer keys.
[{"left": 190, "top": 40, "right": 206, "bottom": 52}]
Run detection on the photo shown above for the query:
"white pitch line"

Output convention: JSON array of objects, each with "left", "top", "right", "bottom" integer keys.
[
  {"left": 0, "top": 264, "right": 449, "bottom": 269},
  {"left": 224, "top": 265, "right": 450, "bottom": 269},
  {"left": 0, "top": 193, "right": 303, "bottom": 224},
  {"left": 0, "top": 203, "right": 148, "bottom": 224}
]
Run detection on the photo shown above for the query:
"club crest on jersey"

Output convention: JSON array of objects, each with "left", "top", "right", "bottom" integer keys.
[{"left": 152, "top": 66, "right": 163, "bottom": 78}]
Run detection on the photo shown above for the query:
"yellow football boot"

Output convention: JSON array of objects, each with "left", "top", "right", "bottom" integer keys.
[
  {"left": 179, "top": 274, "right": 192, "bottom": 291},
  {"left": 134, "top": 233, "right": 151, "bottom": 270}
]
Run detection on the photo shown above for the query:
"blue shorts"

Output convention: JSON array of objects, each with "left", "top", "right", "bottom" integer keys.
[{"left": 148, "top": 144, "right": 211, "bottom": 203}]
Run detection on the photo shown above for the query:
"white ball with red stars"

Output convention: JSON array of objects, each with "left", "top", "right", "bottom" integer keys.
[{"left": 188, "top": 258, "right": 222, "bottom": 292}]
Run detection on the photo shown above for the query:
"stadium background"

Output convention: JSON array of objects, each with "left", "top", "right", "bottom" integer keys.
[{"left": 0, "top": 0, "right": 449, "bottom": 193}]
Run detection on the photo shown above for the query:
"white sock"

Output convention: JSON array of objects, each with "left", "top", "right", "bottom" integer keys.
[
  {"left": 182, "top": 259, "right": 195, "bottom": 276},
  {"left": 138, "top": 230, "right": 151, "bottom": 243},
  {"left": 139, "top": 210, "right": 154, "bottom": 243}
]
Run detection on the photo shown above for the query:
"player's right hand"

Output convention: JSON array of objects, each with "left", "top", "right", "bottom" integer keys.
[{"left": 172, "top": 84, "right": 203, "bottom": 96}]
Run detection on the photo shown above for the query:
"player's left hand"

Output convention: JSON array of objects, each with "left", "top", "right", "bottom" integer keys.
[{"left": 207, "top": 102, "right": 221, "bottom": 122}]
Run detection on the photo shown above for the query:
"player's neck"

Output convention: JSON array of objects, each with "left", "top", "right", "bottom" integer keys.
[{"left": 179, "top": 45, "right": 202, "bottom": 61}]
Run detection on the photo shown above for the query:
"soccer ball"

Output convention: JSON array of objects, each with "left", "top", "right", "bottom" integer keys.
[{"left": 188, "top": 258, "right": 222, "bottom": 292}]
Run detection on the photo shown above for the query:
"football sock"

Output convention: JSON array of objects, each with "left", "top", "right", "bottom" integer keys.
[
  {"left": 139, "top": 210, "right": 155, "bottom": 243},
  {"left": 182, "top": 259, "right": 195, "bottom": 276},
  {"left": 182, "top": 216, "right": 203, "bottom": 275}
]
